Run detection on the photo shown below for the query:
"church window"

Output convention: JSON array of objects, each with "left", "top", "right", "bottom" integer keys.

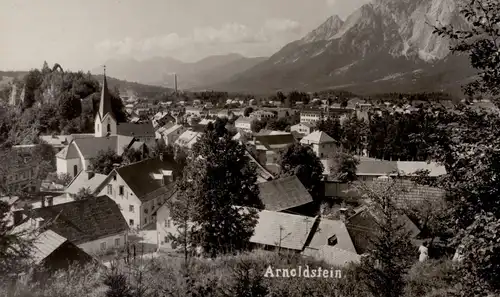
[
  {"left": 97, "top": 124, "right": 99, "bottom": 132},
  {"left": 107, "top": 123, "right": 111, "bottom": 132}
]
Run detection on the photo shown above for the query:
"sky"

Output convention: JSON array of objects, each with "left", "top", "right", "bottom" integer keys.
[{"left": 0, "top": 0, "right": 370, "bottom": 72}]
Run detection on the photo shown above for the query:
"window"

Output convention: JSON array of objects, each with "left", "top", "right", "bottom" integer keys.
[
  {"left": 129, "top": 219, "right": 134, "bottom": 226},
  {"left": 115, "top": 238, "right": 120, "bottom": 246},
  {"left": 100, "top": 242, "right": 106, "bottom": 250},
  {"left": 164, "top": 236, "right": 169, "bottom": 244},
  {"left": 129, "top": 205, "right": 134, "bottom": 212},
  {"left": 151, "top": 204, "right": 154, "bottom": 211},
  {"left": 73, "top": 165, "right": 78, "bottom": 177},
  {"left": 165, "top": 219, "right": 171, "bottom": 228},
  {"left": 144, "top": 208, "right": 148, "bottom": 214},
  {"left": 107, "top": 185, "right": 112, "bottom": 195},
  {"left": 113, "top": 175, "right": 117, "bottom": 181},
  {"left": 144, "top": 218, "right": 147, "bottom": 224},
  {"left": 119, "top": 186, "right": 124, "bottom": 195},
  {"left": 107, "top": 123, "right": 111, "bottom": 132}
]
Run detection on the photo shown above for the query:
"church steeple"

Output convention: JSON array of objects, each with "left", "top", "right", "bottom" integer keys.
[
  {"left": 95, "top": 66, "right": 117, "bottom": 137},
  {"left": 98, "top": 66, "right": 114, "bottom": 120}
]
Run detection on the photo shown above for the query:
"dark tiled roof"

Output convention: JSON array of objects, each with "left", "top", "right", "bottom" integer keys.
[
  {"left": 357, "top": 158, "right": 398, "bottom": 175},
  {"left": 346, "top": 206, "right": 420, "bottom": 254},
  {"left": 117, "top": 122, "right": 154, "bottom": 137},
  {"left": 29, "top": 196, "right": 128, "bottom": 245},
  {"left": 258, "top": 175, "right": 313, "bottom": 211},
  {"left": 115, "top": 157, "right": 177, "bottom": 201},
  {"left": 254, "top": 134, "right": 295, "bottom": 146}
]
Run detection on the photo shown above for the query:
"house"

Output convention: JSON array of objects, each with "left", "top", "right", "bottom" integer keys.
[
  {"left": 161, "top": 124, "right": 187, "bottom": 146},
  {"left": 53, "top": 70, "right": 149, "bottom": 178},
  {"left": 290, "top": 122, "right": 316, "bottom": 136},
  {"left": 39, "top": 135, "right": 70, "bottom": 149},
  {"left": 300, "top": 131, "right": 337, "bottom": 158},
  {"left": 234, "top": 117, "right": 253, "bottom": 132},
  {"left": 258, "top": 176, "right": 315, "bottom": 216},
  {"left": 93, "top": 156, "right": 178, "bottom": 229},
  {"left": 27, "top": 229, "right": 94, "bottom": 273},
  {"left": 23, "top": 196, "right": 129, "bottom": 255},
  {"left": 3, "top": 146, "right": 43, "bottom": 193},
  {"left": 300, "top": 109, "right": 352, "bottom": 123},
  {"left": 355, "top": 158, "right": 446, "bottom": 181},
  {"left": 302, "top": 218, "right": 360, "bottom": 267},
  {"left": 250, "top": 110, "right": 275, "bottom": 120},
  {"left": 185, "top": 107, "right": 206, "bottom": 117},
  {"left": 175, "top": 130, "right": 202, "bottom": 149},
  {"left": 217, "top": 109, "right": 234, "bottom": 119},
  {"left": 155, "top": 190, "right": 182, "bottom": 249},
  {"left": 231, "top": 108, "right": 245, "bottom": 117},
  {"left": 249, "top": 210, "right": 318, "bottom": 253},
  {"left": 155, "top": 122, "right": 175, "bottom": 139},
  {"left": 252, "top": 134, "right": 296, "bottom": 165},
  {"left": 198, "top": 119, "right": 215, "bottom": 126},
  {"left": 245, "top": 150, "right": 275, "bottom": 183}
]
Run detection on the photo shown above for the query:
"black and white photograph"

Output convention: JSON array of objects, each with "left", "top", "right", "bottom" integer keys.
[{"left": 0, "top": 0, "right": 499, "bottom": 296}]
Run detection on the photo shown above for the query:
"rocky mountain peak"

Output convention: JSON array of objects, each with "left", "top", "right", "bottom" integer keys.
[{"left": 301, "top": 14, "right": 344, "bottom": 43}]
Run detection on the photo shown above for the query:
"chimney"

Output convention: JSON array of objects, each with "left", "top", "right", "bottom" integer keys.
[
  {"left": 13, "top": 211, "right": 23, "bottom": 225},
  {"left": 87, "top": 171, "right": 95, "bottom": 180},
  {"left": 47, "top": 196, "right": 54, "bottom": 207}
]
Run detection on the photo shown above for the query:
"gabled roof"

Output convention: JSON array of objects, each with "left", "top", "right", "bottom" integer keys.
[
  {"left": 65, "top": 170, "right": 107, "bottom": 195},
  {"left": 300, "top": 131, "right": 335, "bottom": 145},
  {"left": 356, "top": 158, "right": 398, "bottom": 176},
  {"left": 31, "top": 230, "right": 68, "bottom": 264},
  {"left": 346, "top": 206, "right": 420, "bottom": 254},
  {"left": 307, "top": 218, "right": 357, "bottom": 253},
  {"left": 70, "top": 136, "right": 135, "bottom": 159},
  {"left": 395, "top": 161, "right": 446, "bottom": 176},
  {"left": 250, "top": 210, "right": 318, "bottom": 251},
  {"left": 117, "top": 122, "right": 154, "bottom": 138},
  {"left": 28, "top": 196, "right": 129, "bottom": 245},
  {"left": 258, "top": 176, "right": 313, "bottom": 211},
  {"left": 163, "top": 124, "right": 184, "bottom": 136},
  {"left": 235, "top": 117, "right": 253, "bottom": 124},
  {"left": 302, "top": 246, "right": 361, "bottom": 267},
  {"left": 114, "top": 157, "right": 177, "bottom": 201},
  {"left": 245, "top": 150, "right": 274, "bottom": 183},
  {"left": 175, "top": 130, "right": 202, "bottom": 148}
]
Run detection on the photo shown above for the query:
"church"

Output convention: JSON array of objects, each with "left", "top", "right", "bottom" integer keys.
[{"left": 54, "top": 69, "right": 155, "bottom": 178}]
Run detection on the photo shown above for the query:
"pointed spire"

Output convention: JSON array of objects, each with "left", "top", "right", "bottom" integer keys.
[{"left": 98, "top": 65, "right": 114, "bottom": 119}]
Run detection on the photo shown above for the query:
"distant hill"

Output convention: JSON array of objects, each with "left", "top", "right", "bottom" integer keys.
[
  {"left": 95, "top": 53, "right": 267, "bottom": 90},
  {"left": 0, "top": 70, "right": 172, "bottom": 99}
]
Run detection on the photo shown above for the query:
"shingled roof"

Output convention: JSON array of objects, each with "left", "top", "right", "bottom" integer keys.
[
  {"left": 258, "top": 176, "right": 313, "bottom": 211},
  {"left": 300, "top": 131, "right": 336, "bottom": 145},
  {"left": 28, "top": 196, "right": 129, "bottom": 245},
  {"left": 117, "top": 122, "right": 155, "bottom": 138},
  {"left": 113, "top": 157, "right": 177, "bottom": 201}
]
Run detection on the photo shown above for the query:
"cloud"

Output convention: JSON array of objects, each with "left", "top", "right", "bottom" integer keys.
[
  {"left": 326, "top": 0, "right": 337, "bottom": 6},
  {"left": 94, "top": 19, "right": 303, "bottom": 60}
]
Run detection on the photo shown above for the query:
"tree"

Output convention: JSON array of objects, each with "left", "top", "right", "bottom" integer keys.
[
  {"left": 122, "top": 147, "right": 145, "bottom": 165},
  {"left": 58, "top": 92, "right": 82, "bottom": 120},
  {"left": 265, "top": 118, "right": 289, "bottom": 131},
  {"left": 278, "top": 144, "right": 324, "bottom": 203},
  {"left": 342, "top": 115, "right": 368, "bottom": 154},
  {"left": 316, "top": 117, "right": 343, "bottom": 143},
  {"left": 433, "top": 0, "right": 500, "bottom": 103},
  {"left": 175, "top": 128, "right": 263, "bottom": 258},
  {"left": 329, "top": 151, "right": 359, "bottom": 182},
  {"left": 74, "top": 187, "right": 94, "bottom": 200},
  {"left": 354, "top": 179, "right": 416, "bottom": 297},
  {"left": 88, "top": 149, "right": 123, "bottom": 175},
  {"left": 243, "top": 107, "right": 254, "bottom": 117},
  {"left": 250, "top": 119, "right": 268, "bottom": 133}
]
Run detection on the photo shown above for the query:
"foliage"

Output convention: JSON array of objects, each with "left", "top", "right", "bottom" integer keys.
[
  {"left": 88, "top": 149, "right": 123, "bottom": 175},
  {"left": 265, "top": 117, "right": 290, "bottom": 132},
  {"left": 329, "top": 151, "right": 359, "bottom": 182},
  {"left": 243, "top": 107, "right": 253, "bottom": 117},
  {"left": 278, "top": 144, "right": 324, "bottom": 203},
  {"left": 122, "top": 147, "right": 145, "bottom": 165},
  {"left": 353, "top": 179, "right": 417, "bottom": 297},
  {"left": 75, "top": 187, "right": 94, "bottom": 201},
  {"left": 341, "top": 115, "right": 368, "bottom": 154},
  {"left": 58, "top": 91, "right": 82, "bottom": 120},
  {"left": 223, "top": 259, "right": 268, "bottom": 297},
  {"left": 316, "top": 117, "right": 343, "bottom": 143},
  {"left": 250, "top": 119, "right": 268, "bottom": 133},
  {"left": 404, "top": 260, "right": 459, "bottom": 297},
  {"left": 174, "top": 127, "right": 263, "bottom": 258},
  {"left": 433, "top": 0, "right": 500, "bottom": 103}
]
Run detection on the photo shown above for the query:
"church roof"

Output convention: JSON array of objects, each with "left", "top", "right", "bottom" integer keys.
[
  {"left": 98, "top": 72, "right": 114, "bottom": 120},
  {"left": 117, "top": 122, "right": 155, "bottom": 138}
]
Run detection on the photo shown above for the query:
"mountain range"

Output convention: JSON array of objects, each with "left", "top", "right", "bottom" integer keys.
[
  {"left": 97, "top": 0, "right": 476, "bottom": 95},
  {"left": 93, "top": 54, "right": 267, "bottom": 91}
]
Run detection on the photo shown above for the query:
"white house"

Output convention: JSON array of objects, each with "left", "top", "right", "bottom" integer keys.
[
  {"left": 93, "top": 156, "right": 178, "bottom": 229},
  {"left": 185, "top": 107, "right": 206, "bottom": 117},
  {"left": 234, "top": 117, "right": 253, "bottom": 132},
  {"left": 175, "top": 130, "right": 203, "bottom": 149},
  {"left": 24, "top": 196, "right": 129, "bottom": 255},
  {"left": 300, "top": 131, "right": 337, "bottom": 158},
  {"left": 290, "top": 122, "right": 316, "bottom": 135},
  {"left": 250, "top": 110, "right": 275, "bottom": 120},
  {"left": 161, "top": 124, "right": 187, "bottom": 146}
]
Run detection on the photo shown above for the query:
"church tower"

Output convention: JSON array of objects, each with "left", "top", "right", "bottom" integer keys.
[{"left": 95, "top": 66, "right": 117, "bottom": 137}]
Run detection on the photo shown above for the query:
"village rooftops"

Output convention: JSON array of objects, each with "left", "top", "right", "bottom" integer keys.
[
  {"left": 55, "top": 135, "right": 138, "bottom": 160},
  {"left": 300, "top": 131, "right": 336, "bottom": 145},
  {"left": 116, "top": 121, "right": 155, "bottom": 138}
]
